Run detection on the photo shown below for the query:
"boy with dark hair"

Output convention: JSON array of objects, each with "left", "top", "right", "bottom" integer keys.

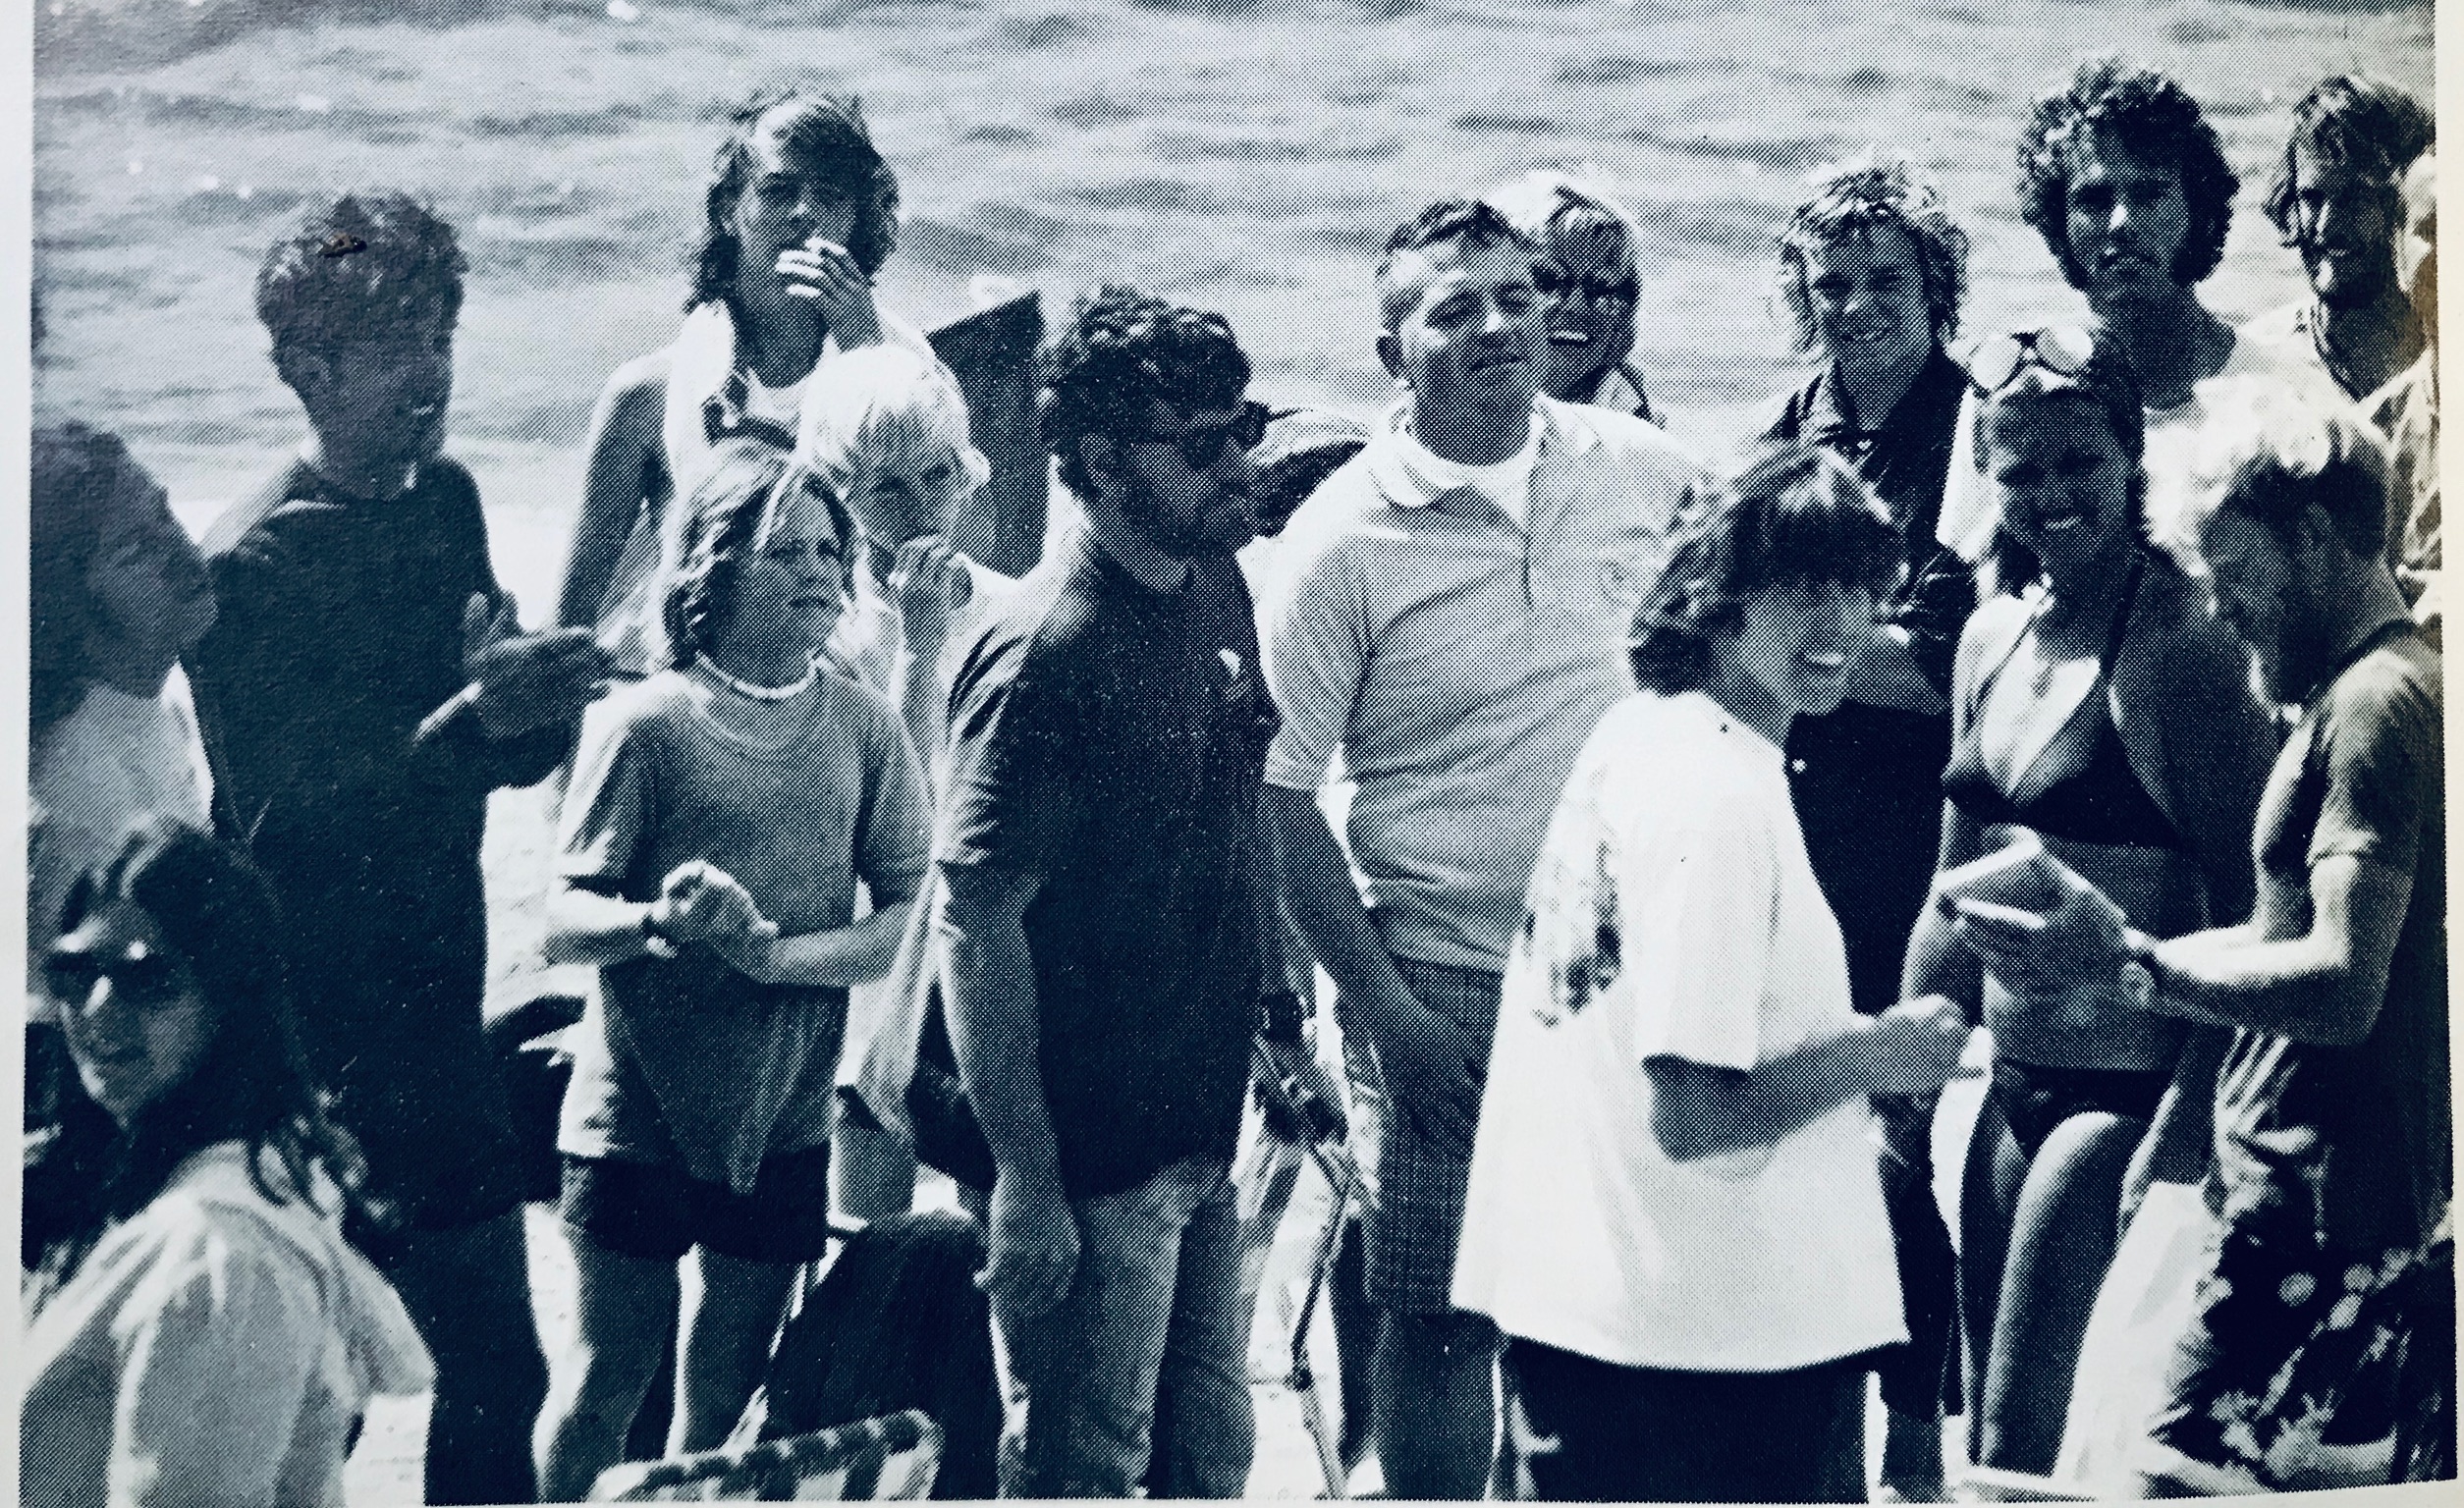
[
  {"left": 191, "top": 189, "right": 612, "bottom": 1505},
  {"left": 937, "top": 284, "right": 1271, "bottom": 1496}
]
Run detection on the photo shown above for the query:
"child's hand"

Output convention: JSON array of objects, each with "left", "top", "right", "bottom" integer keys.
[
  {"left": 710, "top": 914, "right": 784, "bottom": 985},
  {"left": 653, "top": 862, "right": 747, "bottom": 944}
]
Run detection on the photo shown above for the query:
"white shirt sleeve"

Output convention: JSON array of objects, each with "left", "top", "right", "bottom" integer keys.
[
  {"left": 1260, "top": 525, "right": 1366, "bottom": 793},
  {"left": 1621, "top": 782, "right": 1778, "bottom": 1072}
]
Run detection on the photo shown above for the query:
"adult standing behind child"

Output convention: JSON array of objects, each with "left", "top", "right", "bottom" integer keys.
[
  {"left": 534, "top": 442, "right": 929, "bottom": 1500},
  {"left": 556, "top": 90, "right": 941, "bottom": 677},
  {"left": 188, "top": 191, "right": 612, "bottom": 1505}
]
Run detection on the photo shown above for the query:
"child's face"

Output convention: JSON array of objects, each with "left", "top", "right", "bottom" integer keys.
[
  {"left": 290, "top": 301, "right": 457, "bottom": 485},
  {"left": 852, "top": 446, "right": 968, "bottom": 555},
  {"left": 717, "top": 477, "right": 849, "bottom": 667}
]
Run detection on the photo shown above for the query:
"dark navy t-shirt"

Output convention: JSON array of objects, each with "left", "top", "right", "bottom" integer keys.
[{"left": 936, "top": 533, "right": 1276, "bottom": 1199}]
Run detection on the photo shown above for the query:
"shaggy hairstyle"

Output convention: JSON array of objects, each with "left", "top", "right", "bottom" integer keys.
[
  {"left": 1627, "top": 445, "right": 1899, "bottom": 695},
  {"left": 1491, "top": 169, "right": 1639, "bottom": 277},
  {"left": 2262, "top": 76, "right": 2435, "bottom": 242},
  {"left": 1036, "top": 285, "right": 1252, "bottom": 504},
  {"left": 661, "top": 439, "right": 857, "bottom": 672},
  {"left": 1377, "top": 198, "right": 1541, "bottom": 333},
  {"left": 1969, "top": 330, "right": 2150, "bottom": 593},
  {"left": 27, "top": 819, "right": 375, "bottom": 1296},
  {"left": 2017, "top": 57, "right": 2238, "bottom": 291},
  {"left": 689, "top": 89, "right": 899, "bottom": 313},
  {"left": 1778, "top": 151, "right": 1970, "bottom": 353},
  {"left": 2181, "top": 388, "right": 2394, "bottom": 563},
  {"left": 795, "top": 344, "right": 990, "bottom": 531},
  {"left": 255, "top": 191, "right": 466, "bottom": 364},
  {"left": 30, "top": 424, "right": 175, "bottom": 740}
]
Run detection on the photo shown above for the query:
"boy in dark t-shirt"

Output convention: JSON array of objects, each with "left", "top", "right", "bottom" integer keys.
[
  {"left": 188, "top": 192, "right": 612, "bottom": 1505},
  {"left": 1952, "top": 396, "right": 2449, "bottom": 1493}
]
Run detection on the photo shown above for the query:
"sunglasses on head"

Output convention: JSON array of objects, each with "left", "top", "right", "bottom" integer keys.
[
  {"left": 44, "top": 943, "right": 192, "bottom": 1013},
  {"left": 1966, "top": 327, "right": 2099, "bottom": 396},
  {"left": 1134, "top": 400, "right": 1274, "bottom": 470},
  {"left": 1533, "top": 263, "right": 1640, "bottom": 305}
]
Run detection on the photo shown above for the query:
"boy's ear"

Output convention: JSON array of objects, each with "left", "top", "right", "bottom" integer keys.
[
  {"left": 271, "top": 344, "right": 331, "bottom": 405},
  {"left": 1077, "top": 433, "right": 1121, "bottom": 499}
]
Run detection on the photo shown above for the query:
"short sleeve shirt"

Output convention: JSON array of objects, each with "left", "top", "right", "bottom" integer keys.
[
  {"left": 1452, "top": 692, "right": 1906, "bottom": 1371},
  {"left": 936, "top": 534, "right": 1276, "bottom": 1199},
  {"left": 2212, "top": 626, "right": 2447, "bottom": 1253},
  {"left": 556, "top": 666, "right": 931, "bottom": 1191}
]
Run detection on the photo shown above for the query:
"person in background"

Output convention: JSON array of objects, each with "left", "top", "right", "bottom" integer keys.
[
  {"left": 534, "top": 442, "right": 928, "bottom": 1499},
  {"left": 1262, "top": 199, "right": 1709, "bottom": 1499},
  {"left": 1759, "top": 150, "right": 1976, "bottom": 1499},
  {"left": 23, "top": 819, "right": 433, "bottom": 1508},
  {"left": 1955, "top": 394, "right": 2447, "bottom": 1494},
  {"left": 1454, "top": 446, "right": 1974, "bottom": 1503},
  {"left": 2253, "top": 77, "right": 2434, "bottom": 405},
  {"left": 938, "top": 287, "right": 1272, "bottom": 1497},
  {"left": 1488, "top": 169, "right": 1663, "bottom": 423},
  {"left": 27, "top": 424, "right": 218, "bottom": 1126},
  {"left": 188, "top": 191, "right": 611, "bottom": 1504},
  {"left": 792, "top": 342, "right": 993, "bottom": 1222},
  {"left": 1902, "top": 329, "right": 2275, "bottom": 1477},
  {"left": 2369, "top": 150, "right": 2438, "bottom": 645},
  {"left": 556, "top": 89, "right": 940, "bottom": 677}
]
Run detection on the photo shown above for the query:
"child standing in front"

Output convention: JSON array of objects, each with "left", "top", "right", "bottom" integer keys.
[{"left": 534, "top": 439, "right": 931, "bottom": 1500}]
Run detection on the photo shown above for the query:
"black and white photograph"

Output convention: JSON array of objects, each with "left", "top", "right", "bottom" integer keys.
[{"left": 16, "top": 0, "right": 2451, "bottom": 1499}]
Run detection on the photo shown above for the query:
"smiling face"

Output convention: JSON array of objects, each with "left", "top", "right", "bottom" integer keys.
[
  {"left": 289, "top": 300, "right": 456, "bottom": 489},
  {"left": 1802, "top": 221, "right": 1936, "bottom": 409},
  {"left": 1381, "top": 236, "right": 1546, "bottom": 459},
  {"left": 713, "top": 476, "right": 849, "bottom": 674},
  {"left": 2290, "top": 143, "right": 2400, "bottom": 311},
  {"left": 1723, "top": 576, "right": 1880, "bottom": 724},
  {"left": 1534, "top": 218, "right": 1639, "bottom": 400},
  {"left": 2063, "top": 129, "right": 2194, "bottom": 311},
  {"left": 47, "top": 897, "right": 212, "bottom": 1129},
  {"left": 1985, "top": 389, "right": 2138, "bottom": 583}
]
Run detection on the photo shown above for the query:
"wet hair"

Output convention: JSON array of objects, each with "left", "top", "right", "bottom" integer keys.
[
  {"left": 1627, "top": 445, "right": 1899, "bottom": 695},
  {"left": 2177, "top": 381, "right": 2393, "bottom": 562},
  {"left": 255, "top": 191, "right": 466, "bottom": 365},
  {"left": 1377, "top": 198, "right": 1541, "bottom": 333},
  {"left": 1036, "top": 285, "right": 1252, "bottom": 503},
  {"left": 688, "top": 89, "right": 898, "bottom": 313},
  {"left": 1969, "top": 330, "right": 2150, "bottom": 593},
  {"left": 1777, "top": 151, "right": 1970, "bottom": 353},
  {"left": 661, "top": 439, "right": 856, "bottom": 671},
  {"left": 28, "top": 819, "right": 375, "bottom": 1294},
  {"left": 2018, "top": 57, "right": 2238, "bottom": 290},
  {"left": 795, "top": 344, "right": 990, "bottom": 532},
  {"left": 32, "top": 424, "right": 153, "bottom": 738},
  {"left": 2263, "top": 76, "right": 2434, "bottom": 242}
]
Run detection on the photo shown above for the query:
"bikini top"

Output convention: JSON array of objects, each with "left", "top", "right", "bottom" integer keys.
[{"left": 1941, "top": 553, "right": 2187, "bottom": 852}]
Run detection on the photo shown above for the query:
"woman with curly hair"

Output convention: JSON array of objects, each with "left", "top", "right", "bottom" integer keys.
[
  {"left": 1941, "top": 57, "right": 2280, "bottom": 570},
  {"left": 1454, "top": 446, "right": 1976, "bottom": 1502},
  {"left": 1905, "top": 329, "right": 2276, "bottom": 1477},
  {"left": 23, "top": 818, "right": 431, "bottom": 1508},
  {"left": 555, "top": 89, "right": 948, "bottom": 677}
]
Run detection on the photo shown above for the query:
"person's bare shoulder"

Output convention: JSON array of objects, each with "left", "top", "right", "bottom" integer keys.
[{"left": 596, "top": 349, "right": 674, "bottom": 436}]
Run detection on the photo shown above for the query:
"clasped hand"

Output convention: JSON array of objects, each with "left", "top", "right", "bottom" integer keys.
[{"left": 649, "top": 861, "right": 781, "bottom": 982}]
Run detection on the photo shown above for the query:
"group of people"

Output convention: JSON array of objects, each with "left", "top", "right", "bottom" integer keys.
[{"left": 20, "top": 47, "right": 2447, "bottom": 1508}]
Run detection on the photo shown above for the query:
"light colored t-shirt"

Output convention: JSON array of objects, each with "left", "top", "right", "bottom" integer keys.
[
  {"left": 556, "top": 662, "right": 931, "bottom": 1191},
  {"left": 1259, "top": 395, "right": 1712, "bottom": 974},
  {"left": 21, "top": 1143, "right": 432, "bottom": 1508},
  {"left": 1452, "top": 691, "right": 1907, "bottom": 1372}
]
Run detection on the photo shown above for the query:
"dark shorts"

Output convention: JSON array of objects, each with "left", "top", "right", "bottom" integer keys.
[
  {"left": 560, "top": 1145, "right": 835, "bottom": 1266},
  {"left": 1507, "top": 1338, "right": 1878, "bottom": 1502},
  {"left": 1990, "top": 1057, "right": 2168, "bottom": 1158}
]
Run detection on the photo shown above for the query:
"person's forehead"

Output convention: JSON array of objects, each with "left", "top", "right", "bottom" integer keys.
[
  {"left": 2067, "top": 129, "right": 2177, "bottom": 187},
  {"left": 1807, "top": 221, "right": 1923, "bottom": 276},
  {"left": 2290, "top": 140, "right": 2373, "bottom": 193},
  {"left": 1988, "top": 389, "right": 2110, "bottom": 446},
  {"left": 1396, "top": 238, "right": 1536, "bottom": 304},
  {"left": 60, "top": 894, "right": 169, "bottom": 952},
  {"left": 2199, "top": 509, "right": 2279, "bottom": 567},
  {"left": 1542, "top": 216, "right": 1633, "bottom": 269}
]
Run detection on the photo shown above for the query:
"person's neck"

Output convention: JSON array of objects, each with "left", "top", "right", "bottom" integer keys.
[
  {"left": 2314, "top": 286, "right": 2423, "bottom": 399},
  {"left": 738, "top": 296, "right": 825, "bottom": 389},
  {"left": 2097, "top": 290, "right": 2224, "bottom": 407},
  {"left": 1702, "top": 663, "right": 1793, "bottom": 749},
  {"left": 2293, "top": 562, "right": 2411, "bottom": 703},
  {"left": 1410, "top": 399, "right": 1534, "bottom": 465},
  {"left": 1086, "top": 517, "right": 1193, "bottom": 594},
  {"left": 1831, "top": 349, "right": 1928, "bottom": 433},
  {"left": 302, "top": 435, "right": 415, "bottom": 500},
  {"left": 705, "top": 636, "right": 813, "bottom": 690}
]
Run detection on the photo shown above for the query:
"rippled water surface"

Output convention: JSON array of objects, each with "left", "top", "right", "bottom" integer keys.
[{"left": 34, "top": 0, "right": 2433, "bottom": 597}]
